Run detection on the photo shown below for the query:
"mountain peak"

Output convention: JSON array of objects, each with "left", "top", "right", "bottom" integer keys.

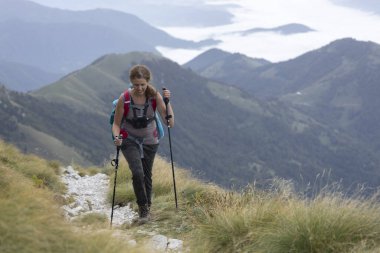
[
  {"left": 323, "top": 37, "right": 378, "bottom": 50},
  {"left": 313, "top": 37, "right": 380, "bottom": 60},
  {"left": 184, "top": 48, "right": 231, "bottom": 67},
  {"left": 199, "top": 48, "right": 231, "bottom": 57}
]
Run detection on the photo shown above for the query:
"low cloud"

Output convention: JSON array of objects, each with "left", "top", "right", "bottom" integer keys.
[
  {"left": 157, "top": 0, "right": 380, "bottom": 63},
  {"left": 29, "top": 0, "right": 380, "bottom": 64}
]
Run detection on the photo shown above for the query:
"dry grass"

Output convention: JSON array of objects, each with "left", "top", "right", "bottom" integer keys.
[
  {"left": 0, "top": 140, "right": 148, "bottom": 253},
  {"left": 3, "top": 139, "right": 380, "bottom": 253},
  {"left": 103, "top": 149, "right": 380, "bottom": 253},
  {"left": 0, "top": 140, "right": 65, "bottom": 193},
  {"left": 188, "top": 183, "right": 380, "bottom": 253}
]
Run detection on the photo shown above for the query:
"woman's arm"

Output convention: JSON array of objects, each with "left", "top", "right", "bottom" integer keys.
[
  {"left": 157, "top": 90, "right": 174, "bottom": 128},
  {"left": 112, "top": 94, "right": 125, "bottom": 145}
]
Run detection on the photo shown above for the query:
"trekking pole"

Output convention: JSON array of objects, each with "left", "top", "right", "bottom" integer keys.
[
  {"left": 110, "top": 137, "right": 121, "bottom": 228},
  {"left": 163, "top": 88, "right": 178, "bottom": 209}
]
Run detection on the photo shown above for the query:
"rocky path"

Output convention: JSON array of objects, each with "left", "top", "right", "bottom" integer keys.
[
  {"left": 60, "top": 166, "right": 184, "bottom": 252},
  {"left": 61, "top": 165, "right": 135, "bottom": 226}
]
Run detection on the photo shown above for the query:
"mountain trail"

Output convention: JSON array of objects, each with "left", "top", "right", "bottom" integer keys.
[
  {"left": 60, "top": 165, "right": 135, "bottom": 226},
  {"left": 59, "top": 165, "right": 184, "bottom": 252}
]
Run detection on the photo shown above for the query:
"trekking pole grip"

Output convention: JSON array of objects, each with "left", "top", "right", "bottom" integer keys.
[
  {"left": 162, "top": 87, "right": 169, "bottom": 105},
  {"left": 111, "top": 136, "right": 122, "bottom": 167},
  {"left": 162, "top": 87, "right": 172, "bottom": 122}
]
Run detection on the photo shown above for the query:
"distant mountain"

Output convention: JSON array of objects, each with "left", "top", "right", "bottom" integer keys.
[
  {"left": 26, "top": 52, "right": 380, "bottom": 190},
  {"left": 197, "top": 38, "right": 380, "bottom": 167},
  {"left": 238, "top": 23, "right": 315, "bottom": 36},
  {"left": 111, "top": 2, "right": 236, "bottom": 27},
  {"left": 183, "top": 48, "right": 270, "bottom": 85},
  {"left": 0, "top": 0, "right": 218, "bottom": 73},
  {"left": 223, "top": 38, "right": 380, "bottom": 101},
  {"left": 278, "top": 38, "right": 380, "bottom": 157},
  {"left": 0, "top": 19, "right": 156, "bottom": 74},
  {"left": 0, "top": 60, "right": 61, "bottom": 92}
]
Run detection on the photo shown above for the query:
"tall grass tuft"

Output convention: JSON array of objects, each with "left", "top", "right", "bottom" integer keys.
[
  {"left": 260, "top": 193, "right": 380, "bottom": 253},
  {"left": 188, "top": 180, "right": 380, "bottom": 253},
  {"left": 0, "top": 140, "right": 64, "bottom": 193}
]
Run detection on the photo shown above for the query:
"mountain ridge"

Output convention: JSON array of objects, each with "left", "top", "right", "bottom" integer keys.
[
  {"left": 25, "top": 50, "right": 380, "bottom": 189},
  {"left": 187, "top": 38, "right": 380, "bottom": 184},
  {"left": 2, "top": 39, "right": 380, "bottom": 189},
  {"left": 184, "top": 48, "right": 270, "bottom": 85}
]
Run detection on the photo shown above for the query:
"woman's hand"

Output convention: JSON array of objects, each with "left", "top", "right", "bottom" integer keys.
[
  {"left": 162, "top": 88, "right": 171, "bottom": 101},
  {"left": 158, "top": 88, "right": 174, "bottom": 128},
  {"left": 113, "top": 136, "right": 123, "bottom": 146}
]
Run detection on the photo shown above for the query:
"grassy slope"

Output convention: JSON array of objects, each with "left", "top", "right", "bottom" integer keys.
[
  {"left": 107, "top": 145, "right": 380, "bottom": 253},
  {"left": 0, "top": 140, "right": 146, "bottom": 253},
  {"left": 0, "top": 87, "right": 110, "bottom": 165},
  {"left": 16, "top": 124, "right": 88, "bottom": 165},
  {"left": 2, "top": 138, "right": 380, "bottom": 252}
]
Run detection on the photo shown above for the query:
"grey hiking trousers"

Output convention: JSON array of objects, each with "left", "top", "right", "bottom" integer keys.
[{"left": 121, "top": 139, "right": 158, "bottom": 207}]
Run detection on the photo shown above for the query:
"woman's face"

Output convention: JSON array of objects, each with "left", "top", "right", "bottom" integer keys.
[{"left": 131, "top": 78, "right": 148, "bottom": 95}]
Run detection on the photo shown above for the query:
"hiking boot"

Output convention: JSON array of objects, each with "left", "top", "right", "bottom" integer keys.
[{"left": 134, "top": 204, "right": 150, "bottom": 225}]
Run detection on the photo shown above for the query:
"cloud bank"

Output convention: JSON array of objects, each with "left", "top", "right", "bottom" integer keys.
[{"left": 29, "top": 0, "right": 380, "bottom": 64}]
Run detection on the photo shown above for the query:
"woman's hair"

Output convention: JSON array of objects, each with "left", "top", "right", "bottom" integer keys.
[{"left": 129, "top": 64, "right": 157, "bottom": 98}]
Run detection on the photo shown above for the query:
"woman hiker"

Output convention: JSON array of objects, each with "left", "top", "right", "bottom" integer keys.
[{"left": 112, "top": 64, "right": 174, "bottom": 224}]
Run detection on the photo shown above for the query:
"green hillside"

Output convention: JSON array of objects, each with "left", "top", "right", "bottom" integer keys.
[
  {"left": 199, "top": 38, "right": 380, "bottom": 158},
  {"left": 33, "top": 52, "right": 160, "bottom": 114},
  {"left": 0, "top": 86, "right": 107, "bottom": 165}
]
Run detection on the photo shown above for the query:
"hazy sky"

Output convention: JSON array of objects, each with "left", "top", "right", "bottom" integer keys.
[{"left": 29, "top": 0, "right": 380, "bottom": 64}]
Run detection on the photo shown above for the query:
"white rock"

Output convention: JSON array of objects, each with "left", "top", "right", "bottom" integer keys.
[
  {"left": 127, "top": 240, "right": 137, "bottom": 247},
  {"left": 168, "top": 238, "right": 183, "bottom": 251},
  {"left": 151, "top": 234, "right": 168, "bottom": 251},
  {"left": 60, "top": 166, "right": 137, "bottom": 227}
]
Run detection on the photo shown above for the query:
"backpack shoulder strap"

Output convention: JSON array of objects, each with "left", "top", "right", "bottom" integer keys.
[
  {"left": 123, "top": 89, "right": 131, "bottom": 117},
  {"left": 150, "top": 94, "right": 157, "bottom": 111}
]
